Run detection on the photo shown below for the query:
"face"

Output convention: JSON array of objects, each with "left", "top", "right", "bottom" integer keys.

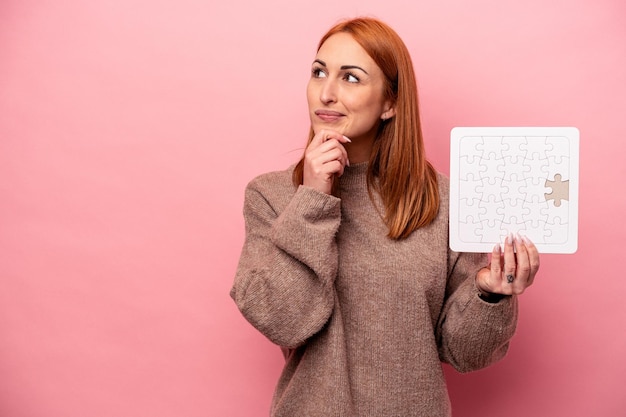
[{"left": 307, "top": 33, "right": 395, "bottom": 143}]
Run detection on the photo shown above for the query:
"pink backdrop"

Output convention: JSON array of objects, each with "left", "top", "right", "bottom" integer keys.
[{"left": 1, "top": 0, "right": 625, "bottom": 416}]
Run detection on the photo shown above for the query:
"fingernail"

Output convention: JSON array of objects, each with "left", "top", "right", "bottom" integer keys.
[
  {"left": 346, "top": 158, "right": 351, "bottom": 167},
  {"left": 522, "top": 235, "right": 532, "bottom": 245},
  {"left": 515, "top": 233, "right": 523, "bottom": 244},
  {"left": 506, "top": 233, "right": 513, "bottom": 245},
  {"left": 342, "top": 135, "right": 352, "bottom": 143},
  {"left": 494, "top": 243, "right": 501, "bottom": 253}
]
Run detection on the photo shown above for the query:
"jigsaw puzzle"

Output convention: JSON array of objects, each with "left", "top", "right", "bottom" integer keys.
[{"left": 449, "top": 127, "right": 579, "bottom": 254}]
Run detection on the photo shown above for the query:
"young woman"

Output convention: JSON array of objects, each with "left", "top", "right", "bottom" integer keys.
[{"left": 231, "top": 17, "right": 540, "bottom": 416}]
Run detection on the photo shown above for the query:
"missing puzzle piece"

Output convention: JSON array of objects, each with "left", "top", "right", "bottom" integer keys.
[{"left": 544, "top": 174, "right": 569, "bottom": 207}]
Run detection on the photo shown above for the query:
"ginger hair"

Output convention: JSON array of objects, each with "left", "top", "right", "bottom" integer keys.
[{"left": 293, "top": 17, "right": 439, "bottom": 239}]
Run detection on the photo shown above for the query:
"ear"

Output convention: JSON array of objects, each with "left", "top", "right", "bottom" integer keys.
[{"left": 381, "top": 101, "right": 396, "bottom": 121}]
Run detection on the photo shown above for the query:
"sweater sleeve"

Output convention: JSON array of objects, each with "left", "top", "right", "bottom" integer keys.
[
  {"left": 436, "top": 250, "right": 519, "bottom": 373},
  {"left": 230, "top": 178, "right": 341, "bottom": 349}
]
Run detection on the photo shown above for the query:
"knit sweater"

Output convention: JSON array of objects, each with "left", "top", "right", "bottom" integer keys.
[{"left": 231, "top": 162, "right": 518, "bottom": 417}]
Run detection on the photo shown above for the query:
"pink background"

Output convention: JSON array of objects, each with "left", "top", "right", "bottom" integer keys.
[{"left": 1, "top": 0, "right": 625, "bottom": 416}]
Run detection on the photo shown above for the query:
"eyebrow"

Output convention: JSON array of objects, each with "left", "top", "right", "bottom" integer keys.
[{"left": 313, "top": 59, "right": 369, "bottom": 75}]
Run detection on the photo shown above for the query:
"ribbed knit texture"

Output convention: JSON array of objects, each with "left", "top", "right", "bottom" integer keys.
[{"left": 231, "top": 162, "right": 518, "bottom": 417}]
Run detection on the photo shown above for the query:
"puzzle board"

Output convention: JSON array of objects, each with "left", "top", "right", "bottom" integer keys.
[{"left": 449, "top": 127, "right": 579, "bottom": 254}]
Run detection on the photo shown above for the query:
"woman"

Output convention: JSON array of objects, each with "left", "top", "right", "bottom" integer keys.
[{"left": 231, "top": 17, "right": 539, "bottom": 416}]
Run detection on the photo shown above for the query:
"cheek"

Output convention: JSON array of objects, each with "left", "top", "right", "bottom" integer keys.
[
  {"left": 348, "top": 88, "right": 377, "bottom": 108},
  {"left": 350, "top": 93, "right": 384, "bottom": 121}
]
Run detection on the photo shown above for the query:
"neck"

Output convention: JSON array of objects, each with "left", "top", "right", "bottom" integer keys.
[{"left": 345, "top": 137, "right": 374, "bottom": 164}]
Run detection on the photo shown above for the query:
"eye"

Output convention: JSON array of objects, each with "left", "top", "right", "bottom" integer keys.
[
  {"left": 344, "top": 72, "right": 360, "bottom": 83},
  {"left": 311, "top": 67, "right": 327, "bottom": 78}
]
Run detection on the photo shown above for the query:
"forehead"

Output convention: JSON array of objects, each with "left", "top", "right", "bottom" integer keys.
[{"left": 316, "top": 33, "right": 377, "bottom": 69}]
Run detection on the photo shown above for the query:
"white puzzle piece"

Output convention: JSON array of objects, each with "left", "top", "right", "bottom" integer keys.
[{"left": 449, "top": 127, "right": 579, "bottom": 253}]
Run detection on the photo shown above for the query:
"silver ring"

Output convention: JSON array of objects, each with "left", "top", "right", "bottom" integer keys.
[{"left": 506, "top": 274, "right": 515, "bottom": 283}]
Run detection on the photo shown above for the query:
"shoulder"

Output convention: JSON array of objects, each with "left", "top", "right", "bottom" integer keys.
[
  {"left": 244, "top": 165, "right": 298, "bottom": 210},
  {"left": 247, "top": 165, "right": 295, "bottom": 190}
]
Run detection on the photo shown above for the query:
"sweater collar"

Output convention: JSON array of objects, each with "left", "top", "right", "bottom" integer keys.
[{"left": 339, "top": 162, "right": 369, "bottom": 190}]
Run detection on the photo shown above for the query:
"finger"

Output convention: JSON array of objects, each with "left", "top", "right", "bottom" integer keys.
[
  {"left": 490, "top": 243, "right": 503, "bottom": 276},
  {"left": 313, "top": 138, "right": 350, "bottom": 168},
  {"left": 487, "top": 243, "right": 503, "bottom": 292},
  {"left": 322, "top": 134, "right": 351, "bottom": 167},
  {"left": 309, "top": 129, "right": 334, "bottom": 148},
  {"left": 503, "top": 233, "right": 516, "bottom": 287},
  {"left": 330, "top": 160, "right": 346, "bottom": 178},
  {"left": 308, "top": 130, "right": 350, "bottom": 166},
  {"left": 512, "top": 234, "right": 530, "bottom": 294},
  {"left": 310, "top": 129, "right": 351, "bottom": 148},
  {"left": 308, "top": 145, "right": 346, "bottom": 168},
  {"left": 521, "top": 235, "right": 540, "bottom": 286}
]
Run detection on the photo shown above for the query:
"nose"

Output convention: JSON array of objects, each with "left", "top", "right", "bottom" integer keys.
[{"left": 319, "top": 78, "right": 337, "bottom": 105}]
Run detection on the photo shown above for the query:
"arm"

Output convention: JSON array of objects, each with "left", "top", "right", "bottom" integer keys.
[
  {"left": 436, "top": 250, "right": 519, "bottom": 373},
  {"left": 437, "top": 233, "right": 540, "bottom": 372},
  {"left": 230, "top": 178, "right": 341, "bottom": 348}
]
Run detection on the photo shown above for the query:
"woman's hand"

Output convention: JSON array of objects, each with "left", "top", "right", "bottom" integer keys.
[
  {"left": 302, "top": 129, "right": 351, "bottom": 195},
  {"left": 476, "top": 233, "right": 540, "bottom": 296}
]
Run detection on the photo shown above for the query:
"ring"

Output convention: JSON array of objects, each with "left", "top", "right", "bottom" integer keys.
[{"left": 506, "top": 274, "right": 515, "bottom": 283}]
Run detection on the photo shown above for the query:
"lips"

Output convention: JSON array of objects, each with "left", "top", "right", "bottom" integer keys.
[{"left": 315, "top": 110, "right": 345, "bottom": 122}]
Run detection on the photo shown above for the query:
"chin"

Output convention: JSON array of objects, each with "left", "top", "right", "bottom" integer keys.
[{"left": 313, "top": 124, "right": 346, "bottom": 136}]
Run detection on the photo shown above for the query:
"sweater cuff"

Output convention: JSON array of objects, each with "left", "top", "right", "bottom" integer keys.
[
  {"left": 288, "top": 185, "right": 341, "bottom": 221},
  {"left": 270, "top": 185, "right": 341, "bottom": 279},
  {"left": 468, "top": 279, "right": 517, "bottom": 322},
  {"left": 474, "top": 280, "right": 509, "bottom": 304}
]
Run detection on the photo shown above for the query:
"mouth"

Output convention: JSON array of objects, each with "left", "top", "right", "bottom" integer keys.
[{"left": 314, "top": 110, "right": 345, "bottom": 122}]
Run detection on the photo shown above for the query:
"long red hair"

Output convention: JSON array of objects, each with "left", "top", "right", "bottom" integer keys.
[{"left": 293, "top": 17, "right": 439, "bottom": 240}]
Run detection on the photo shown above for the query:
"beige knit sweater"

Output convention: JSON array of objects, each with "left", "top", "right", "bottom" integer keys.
[{"left": 231, "top": 162, "right": 518, "bottom": 416}]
